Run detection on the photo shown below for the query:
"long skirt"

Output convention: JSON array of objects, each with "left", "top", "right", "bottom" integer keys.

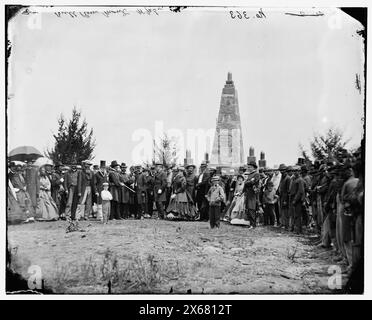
[
  {"left": 230, "top": 195, "right": 250, "bottom": 226},
  {"left": 15, "top": 190, "right": 33, "bottom": 217},
  {"left": 166, "top": 192, "right": 197, "bottom": 220},
  {"left": 7, "top": 187, "right": 27, "bottom": 224},
  {"left": 36, "top": 190, "right": 59, "bottom": 221}
]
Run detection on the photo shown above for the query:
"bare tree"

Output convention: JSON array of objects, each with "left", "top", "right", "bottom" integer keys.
[{"left": 154, "top": 133, "right": 179, "bottom": 167}]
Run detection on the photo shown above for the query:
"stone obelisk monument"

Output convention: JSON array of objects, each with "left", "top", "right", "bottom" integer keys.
[{"left": 210, "top": 72, "right": 245, "bottom": 167}]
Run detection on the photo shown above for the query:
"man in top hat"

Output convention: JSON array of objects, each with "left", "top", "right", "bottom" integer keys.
[
  {"left": 278, "top": 164, "right": 291, "bottom": 229},
  {"left": 195, "top": 161, "right": 211, "bottom": 221},
  {"left": 64, "top": 163, "right": 80, "bottom": 219},
  {"left": 51, "top": 161, "right": 66, "bottom": 218},
  {"left": 77, "top": 160, "right": 97, "bottom": 220},
  {"left": 243, "top": 161, "right": 261, "bottom": 228},
  {"left": 119, "top": 162, "right": 133, "bottom": 219},
  {"left": 288, "top": 165, "right": 306, "bottom": 234},
  {"left": 108, "top": 160, "right": 123, "bottom": 220},
  {"left": 94, "top": 160, "right": 109, "bottom": 221},
  {"left": 153, "top": 162, "right": 168, "bottom": 219}
]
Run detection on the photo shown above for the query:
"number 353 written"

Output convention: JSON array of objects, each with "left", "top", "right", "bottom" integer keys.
[{"left": 229, "top": 9, "right": 266, "bottom": 19}]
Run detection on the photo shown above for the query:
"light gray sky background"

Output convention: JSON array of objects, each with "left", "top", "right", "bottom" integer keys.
[{"left": 8, "top": 7, "right": 365, "bottom": 167}]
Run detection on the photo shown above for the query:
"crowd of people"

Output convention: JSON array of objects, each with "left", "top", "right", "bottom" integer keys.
[{"left": 7, "top": 146, "right": 364, "bottom": 280}]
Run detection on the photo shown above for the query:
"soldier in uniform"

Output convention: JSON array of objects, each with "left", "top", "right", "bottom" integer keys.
[
  {"left": 310, "top": 163, "right": 322, "bottom": 234},
  {"left": 301, "top": 165, "right": 312, "bottom": 228},
  {"left": 316, "top": 164, "right": 333, "bottom": 248},
  {"left": 278, "top": 164, "right": 291, "bottom": 230},
  {"left": 289, "top": 165, "right": 306, "bottom": 234},
  {"left": 154, "top": 162, "right": 167, "bottom": 219}
]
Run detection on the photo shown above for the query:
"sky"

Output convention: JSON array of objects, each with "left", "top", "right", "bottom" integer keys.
[{"left": 7, "top": 7, "right": 365, "bottom": 167}]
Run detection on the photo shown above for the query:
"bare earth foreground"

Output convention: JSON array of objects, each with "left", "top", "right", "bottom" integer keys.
[{"left": 7, "top": 219, "right": 346, "bottom": 294}]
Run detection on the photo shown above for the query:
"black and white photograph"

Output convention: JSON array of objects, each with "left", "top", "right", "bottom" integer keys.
[{"left": 3, "top": 2, "right": 367, "bottom": 298}]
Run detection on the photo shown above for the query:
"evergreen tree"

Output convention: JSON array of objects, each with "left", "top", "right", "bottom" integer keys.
[
  {"left": 299, "top": 127, "right": 350, "bottom": 163},
  {"left": 310, "top": 128, "right": 349, "bottom": 161},
  {"left": 46, "top": 107, "right": 96, "bottom": 164}
]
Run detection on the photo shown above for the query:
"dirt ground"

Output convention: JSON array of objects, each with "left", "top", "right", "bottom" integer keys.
[{"left": 7, "top": 219, "right": 349, "bottom": 294}]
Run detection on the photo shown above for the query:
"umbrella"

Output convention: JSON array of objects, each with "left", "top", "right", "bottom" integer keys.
[
  {"left": 8, "top": 146, "right": 43, "bottom": 162},
  {"left": 34, "top": 157, "right": 54, "bottom": 167},
  {"left": 12, "top": 161, "right": 26, "bottom": 167}
]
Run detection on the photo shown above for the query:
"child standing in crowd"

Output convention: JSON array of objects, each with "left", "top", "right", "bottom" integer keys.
[
  {"left": 206, "top": 175, "right": 226, "bottom": 229},
  {"left": 263, "top": 181, "right": 278, "bottom": 226},
  {"left": 101, "top": 182, "right": 112, "bottom": 224}
]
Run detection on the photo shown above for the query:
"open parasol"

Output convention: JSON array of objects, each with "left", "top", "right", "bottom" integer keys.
[
  {"left": 8, "top": 146, "right": 43, "bottom": 162},
  {"left": 34, "top": 157, "right": 54, "bottom": 167}
]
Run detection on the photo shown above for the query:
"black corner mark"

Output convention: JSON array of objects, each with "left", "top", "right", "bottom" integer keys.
[
  {"left": 341, "top": 7, "right": 367, "bottom": 30},
  {"left": 6, "top": 5, "right": 28, "bottom": 21},
  {"left": 169, "top": 6, "right": 187, "bottom": 13}
]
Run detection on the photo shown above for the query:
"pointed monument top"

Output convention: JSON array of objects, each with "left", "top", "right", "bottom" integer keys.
[{"left": 227, "top": 72, "right": 232, "bottom": 81}]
